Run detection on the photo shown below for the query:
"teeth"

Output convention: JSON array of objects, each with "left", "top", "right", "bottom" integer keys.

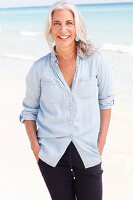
[{"left": 59, "top": 36, "right": 69, "bottom": 39}]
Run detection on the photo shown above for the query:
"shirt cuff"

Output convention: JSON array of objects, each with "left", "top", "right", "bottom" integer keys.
[
  {"left": 99, "top": 96, "right": 115, "bottom": 110},
  {"left": 19, "top": 114, "right": 37, "bottom": 123}
]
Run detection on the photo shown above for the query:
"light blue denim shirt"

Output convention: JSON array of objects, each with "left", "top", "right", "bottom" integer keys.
[{"left": 19, "top": 49, "right": 114, "bottom": 168}]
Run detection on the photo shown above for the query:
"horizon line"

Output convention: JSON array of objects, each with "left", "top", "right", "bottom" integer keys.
[{"left": 0, "top": 1, "right": 133, "bottom": 9}]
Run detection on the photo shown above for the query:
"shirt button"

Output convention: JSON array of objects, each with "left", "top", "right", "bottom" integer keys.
[
  {"left": 73, "top": 177, "right": 76, "bottom": 180},
  {"left": 69, "top": 106, "right": 72, "bottom": 110},
  {"left": 70, "top": 168, "right": 73, "bottom": 171},
  {"left": 70, "top": 121, "right": 73, "bottom": 124},
  {"left": 77, "top": 148, "right": 80, "bottom": 151}
]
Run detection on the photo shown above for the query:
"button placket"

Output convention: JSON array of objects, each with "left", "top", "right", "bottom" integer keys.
[{"left": 68, "top": 95, "right": 73, "bottom": 125}]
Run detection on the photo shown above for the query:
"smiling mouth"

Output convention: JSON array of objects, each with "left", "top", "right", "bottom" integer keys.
[{"left": 58, "top": 35, "right": 70, "bottom": 39}]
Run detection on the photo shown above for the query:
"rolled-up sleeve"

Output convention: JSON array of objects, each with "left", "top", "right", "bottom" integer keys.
[
  {"left": 97, "top": 53, "right": 115, "bottom": 110},
  {"left": 19, "top": 62, "right": 41, "bottom": 123}
]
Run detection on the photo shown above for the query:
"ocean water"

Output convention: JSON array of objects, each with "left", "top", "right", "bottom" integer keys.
[{"left": 0, "top": 3, "right": 133, "bottom": 57}]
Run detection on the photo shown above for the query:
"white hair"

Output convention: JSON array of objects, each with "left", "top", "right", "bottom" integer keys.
[{"left": 44, "top": 0, "right": 96, "bottom": 57}]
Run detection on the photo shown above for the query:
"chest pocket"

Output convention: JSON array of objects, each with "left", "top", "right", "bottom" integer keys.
[
  {"left": 41, "top": 80, "right": 65, "bottom": 104},
  {"left": 77, "top": 77, "right": 97, "bottom": 99}
]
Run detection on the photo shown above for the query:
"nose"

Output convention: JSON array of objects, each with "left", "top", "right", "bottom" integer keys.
[{"left": 60, "top": 24, "right": 67, "bottom": 32}]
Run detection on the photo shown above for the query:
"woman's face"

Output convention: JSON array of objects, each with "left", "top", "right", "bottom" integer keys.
[{"left": 50, "top": 9, "right": 76, "bottom": 49}]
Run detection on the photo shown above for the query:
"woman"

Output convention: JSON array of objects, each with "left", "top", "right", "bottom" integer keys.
[{"left": 19, "top": 1, "right": 114, "bottom": 199}]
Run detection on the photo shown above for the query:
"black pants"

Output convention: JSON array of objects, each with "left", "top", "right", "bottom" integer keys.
[{"left": 37, "top": 141, "right": 103, "bottom": 200}]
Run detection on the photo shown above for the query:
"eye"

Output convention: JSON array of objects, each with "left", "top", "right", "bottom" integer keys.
[
  {"left": 66, "top": 21, "right": 73, "bottom": 25},
  {"left": 53, "top": 22, "right": 60, "bottom": 26}
]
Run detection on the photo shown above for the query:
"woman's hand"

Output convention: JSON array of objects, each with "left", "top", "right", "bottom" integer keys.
[
  {"left": 24, "top": 120, "right": 40, "bottom": 162},
  {"left": 97, "top": 141, "right": 104, "bottom": 155},
  {"left": 31, "top": 141, "right": 40, "bottom": 162}
]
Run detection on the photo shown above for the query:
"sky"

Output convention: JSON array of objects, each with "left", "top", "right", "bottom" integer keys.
[{"left": 0, "top": 0, "right": 133, "bottom": 8}]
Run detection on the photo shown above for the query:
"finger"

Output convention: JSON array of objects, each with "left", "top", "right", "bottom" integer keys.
[{"left": 36, "top": 156, "right": 39, "bottom": 162}]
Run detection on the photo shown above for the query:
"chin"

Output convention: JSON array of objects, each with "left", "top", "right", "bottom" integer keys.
[{"left": 56, "top": 40, "right": 75, "bottom": 48}]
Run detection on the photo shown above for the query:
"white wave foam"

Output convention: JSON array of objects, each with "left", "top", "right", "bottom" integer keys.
[
  {"left": 101, "top": 43, "right": 133, "bottom": 54},
  {"left": 1, "top": 52, "right": 35, "bottom": 60},
  {"left": 1, "top": 43, "right": 133, "bottom": 60},
  {"left": 20, "top": 31, "right": 41, "bottom": 37},
  {"left": 0, "top": 29, "right": 41, "bottom": 37}
]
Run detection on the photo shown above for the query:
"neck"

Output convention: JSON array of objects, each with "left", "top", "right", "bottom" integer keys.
[{"left": 55, "top": 43, "right": 77, "bottom": 61}]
